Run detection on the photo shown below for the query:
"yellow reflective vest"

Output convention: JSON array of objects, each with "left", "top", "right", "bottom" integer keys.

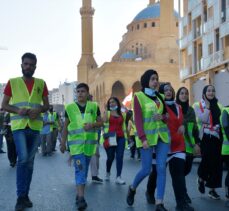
[
  {"left": 65, "top": 101, "right": 98, "bottom": 156},
  {"left": 133, "top": 92, "right": 170, "bottom": 148},
  {"left": 10, "top": 77, "right": 44, "bottom": 131},
  {"left": 221, "top": 107, "right": 229, "bottom": 155}
]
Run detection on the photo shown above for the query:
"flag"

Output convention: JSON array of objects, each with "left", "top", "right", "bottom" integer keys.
[{"left": 122, "top": 90, "right": 133, "bottom": 109}]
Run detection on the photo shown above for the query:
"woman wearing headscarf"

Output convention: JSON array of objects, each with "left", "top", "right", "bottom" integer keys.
[
  {"left": 193, "top": 85, "right": 223, "bottom": 200},
  {"left": 126, "top": 69, "right": 170, "bottom": 211},
  {"left": 160, "top": 83, "right": 194, "bottom": 211},
  {"left": 176, "top": 87, "right": 200, "bottom": 203}
]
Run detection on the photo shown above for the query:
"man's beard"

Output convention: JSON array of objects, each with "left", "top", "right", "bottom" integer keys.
[{"left": 22, "top": 69, "right": 35, "bottom": 78}]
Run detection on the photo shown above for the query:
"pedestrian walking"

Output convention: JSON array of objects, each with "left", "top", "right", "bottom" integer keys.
[
  {"left": 60, "top": 83, "right": 103, "bottom": 210},
  {"left": 126, "top": 69, "right": 170, "bottom": 211},
  {"left": 40, "top": 110, "right": 54, "bottom": 156},
  {"left": 101, "top": 97, "right": 127, "bottom": 185},
  {"left": 176, "top": 87, "right": 200, "bottom": 203},
  {"left": 193, "top": 85, "right": 223, "bottom": 200},
  {"left": 0, "top": 108, "right": 6, "bottom": 153},
  {"left": 1, "top": 52, "right": 49, "bottom": 211}
]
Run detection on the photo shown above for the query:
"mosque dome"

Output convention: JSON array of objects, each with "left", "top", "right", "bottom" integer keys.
[{"left": 133, "top": 2, "right": 179, "bottom": 21}]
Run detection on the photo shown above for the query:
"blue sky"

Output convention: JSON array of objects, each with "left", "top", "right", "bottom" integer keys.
[{"left": 0, "top": 0, "right": 180, "bottom": 89}]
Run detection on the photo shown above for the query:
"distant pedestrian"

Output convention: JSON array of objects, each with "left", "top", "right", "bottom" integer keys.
[
  {"left": 60, "top": 83, "right": 103, "bottom": 210},
  {"left": 40, "top": 111, "right": 54, "bottom": 156},
  {"left": 193, "top": 85, "right": 223, "bottom": 200},
  {"left": 1, "top": 52, "right": 49, "bottom": 211}
]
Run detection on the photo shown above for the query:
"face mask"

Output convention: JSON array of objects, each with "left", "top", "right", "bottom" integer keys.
[
  {"left": 165, "top": 100, "right": 175, "bottom": 105},
  {"left": 144, "top": 88, "right": 156, "bottom": 97},
  {"left": 110, "top": 106, "right": 118, "bottom": 111}
]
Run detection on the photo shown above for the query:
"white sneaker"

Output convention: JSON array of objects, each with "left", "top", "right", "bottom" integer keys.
[
  {"left": 115, "top": 176, "right": 125, "bottom": 185},
  {"left": 105, "top": 172, "right": 110, "bottom": 181}
]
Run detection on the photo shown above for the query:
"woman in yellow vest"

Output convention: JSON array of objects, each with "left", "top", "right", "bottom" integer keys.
[
  {"left": 126, "top": 69, "right": 170, "bottom": 211},
  {"left": 193, "top": 85, "right": 222, "bottom": 200},
  {"left": 220, "top": 106, "right": 229, "bottom": 207},
  {"left": 102, "top": 97, "right": 127, "bottom": 185},
  {"left": 176, "top": 87, "right": 200, "bottom": 203},
  {"left": 60, "top": 83, "right": 103, "bottom": 210}
]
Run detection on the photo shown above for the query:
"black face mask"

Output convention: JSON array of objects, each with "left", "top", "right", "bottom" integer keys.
[{"left": 22, "top": 69, "right": 35, "bottom": 78}]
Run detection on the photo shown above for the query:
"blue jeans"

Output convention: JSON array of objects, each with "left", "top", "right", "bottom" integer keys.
[
  {"left": 132, "top": 140, "right": 169, "bottom": 200},
  {"left": 13, "top": 129, "right": 40, "bottom": 197},
  {"left": 72, "top": 154, "right": 91, "bottom": 185},
  {"left": 105, "top": 137, "right": 125, "bottom": 177}
]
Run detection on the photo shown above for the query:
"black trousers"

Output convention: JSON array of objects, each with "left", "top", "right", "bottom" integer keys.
[
  {"left": 198, "top": 134, "right": 223, "bottom": 188},
  {"left": 184, "top": 154, "right": 194, "bottom": 195},
  {"left": 223, "top": 155, "right": 229, "bottom": 188},
  {"left": 5, "top": 128, "right": 17, "bottom": 164},
  {"left": 129, "top": 136, "right": 140, "bottom": 158}
]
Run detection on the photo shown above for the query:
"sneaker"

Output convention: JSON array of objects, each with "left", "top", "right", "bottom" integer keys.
[
  {"left": 145, "top": 191, "right": 155, "bottom": 204},
  {"left": 184, "top": 193, "right": 192, "bottom": 204},
  {"left": 115, "top": 176, "right": 125, "bottom": 185},
  {"left": 208, "top": 190, "right": 220, "bottom": 200},
  {"left": 126, "top": 186, "right": 136, "bottom": 206},
  {"left": 0, "top": 149, "right": 6, "bottom": 153},
  {"left": 24, "top": 195, "right": 33, "bottom": 207},
  {"left": 10, "top": 162, "right": 16, "bottom": 167},
  {"left": 197, "top": 178, "right": 205, "bottom": 194},
  {"left": 92, "top": 176, "right": 103, "bottom": 183},
  {"left": 155, "top": 204, "right": 168, "bottom": 211},
  {"left": 77, "top": 197, "right": 87, "bottom": 210},
  {"left": 176, "top": 203, "right": 194, "bottom": 211},
  {"left": 105, "top": 172, "right": 110, "bottom": 181},
  {"left": 76, "top": 195, "right": 79, "bottom": 205},
  {"left": 15, "top": 197, "right": 26, "bottom": 211}
]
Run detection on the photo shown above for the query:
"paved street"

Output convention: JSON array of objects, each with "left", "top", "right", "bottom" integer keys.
[{"left": 0, "top": 143, "right": 228, "bottom": 211}]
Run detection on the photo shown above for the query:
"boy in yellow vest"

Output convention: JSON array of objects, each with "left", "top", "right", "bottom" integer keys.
[
  {"left": 1, "top": 52, "right": 49, "bottom": 211},
  {"left": 60, "top": 83, "right": 103, "bottom": 210}
]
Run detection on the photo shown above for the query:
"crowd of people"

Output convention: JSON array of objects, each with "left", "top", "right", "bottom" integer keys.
[{"left": 1, "top": 52, "right": 229, "bottom": 211}]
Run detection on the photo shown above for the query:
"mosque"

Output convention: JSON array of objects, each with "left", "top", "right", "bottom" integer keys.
[{"left": 77, "top": 0, "right": 181, "bottom": 109}]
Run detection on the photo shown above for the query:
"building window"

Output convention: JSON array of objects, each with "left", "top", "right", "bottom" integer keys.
[
  {"left": 176, "top": 22, "right": 178, "bottom": 27},
  {"left": 152, "top": 22, "right": 155, "bottom": 27},
  {"left": 131, "top": 26, "right": 134, "bottom": 31},
  {"left": 221, "top": 0, "right": 226, "bottom": 23},
  {"left": 208, "top": 43, "right": 213, "bottom": 55},
  {"left": 225, "top": 35, "right": 229, "bottom": 47},
  {"left": 144, "top": 23, "right": 147, "bottom": 28},
  {"left": 208, "top": 6, "right": 213, "bottom": 19},
  {"left": 203, "top": 4, "right": 207, "bottom": 22},
  {"left": 188, "top": 13, "right": 192, "bottom": 31},
  {"left": 215, "top": 28, "right": 220, "bottom": 51},
  {"left": 137, "top": 24, "right": 140, "bottom": 30}
]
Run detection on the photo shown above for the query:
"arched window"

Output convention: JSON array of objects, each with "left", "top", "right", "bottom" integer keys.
[
  {"left": 144, "top": 23, "right": 147, "bottom": 28},
  {"left": 152, "top": 22, "right": 155, "bottom": 27},
  {"left": 111, "top": 81, "right": 125, "bottom": 102},
  {"left": 137, "top": 24, "right": 140, "bottom": 30}
]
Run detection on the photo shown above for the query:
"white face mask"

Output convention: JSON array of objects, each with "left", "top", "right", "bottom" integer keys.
[
  {"left": 110, "top": 105, "right": 118, "bottom": 111},
  {"left": 144, "top": 88, "right": 156, "bottom": 97}
]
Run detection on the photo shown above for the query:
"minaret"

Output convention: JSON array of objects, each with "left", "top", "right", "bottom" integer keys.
[
  {"left": 160, "top": 0, "right": 174, "bottom": 36},
  {"left": 77, "top": 0, "right": 97, "bottom": 83},
  {"left": 148, "top": 0, "right": 157, "bottom": 5}
]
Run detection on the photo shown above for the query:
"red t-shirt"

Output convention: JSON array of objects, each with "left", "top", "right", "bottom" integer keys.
[
  {"left": 4, "top": 78, "right": 48, "bottom": 97},
  {"left": 108, "top": 115, "right": 124, "bottom": 137}
]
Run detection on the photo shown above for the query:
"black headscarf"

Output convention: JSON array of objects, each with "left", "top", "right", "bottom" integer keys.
[
  {"left": 202, "top": 85, "right": 221, "bottom": 125},
  {"left": 176, "top": 87, "right": 189, "bottom": 115},
  {"left": 140, "top": 69, "right": 166, "bottom": 114}
]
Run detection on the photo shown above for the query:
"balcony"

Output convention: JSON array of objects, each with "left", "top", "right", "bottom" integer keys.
[
  {"left": 214, "top": 50, "right": 224, "bottom": 64},
  {"left": 180, "top": 67, "right": 191, "bottom": 79},
  {"left": 220, "top": 22, "right": 229, "bottom": 38},
  {"left": 194, "top": 25, "right": 203, "bottom": 39},
  {"left": 202, "top": 50, "right": 224, "bottom": 69},
  {"left": 188, "top": 32, "right": 193, "bottom": 42},
  {"left": 203, "top": 54, "right": 214, "bottom": 69}
]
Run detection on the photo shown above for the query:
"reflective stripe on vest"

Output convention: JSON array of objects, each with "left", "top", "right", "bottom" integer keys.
[
  {"left": 133, "top": 92, "right": 170, "bottom": 148},
  {"left": 10, "top": 77, "right": 44, "bottom": 131},
  {"left": 65, "top": 101, "right": 98, "bottom": 156},
  {"left": 221, "top": 107, "right": 229, "bottom": 155}
]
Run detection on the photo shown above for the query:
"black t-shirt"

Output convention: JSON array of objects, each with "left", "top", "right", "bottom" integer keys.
[{"left": 65, "top": 102, "right": 101, "bottom": 119}]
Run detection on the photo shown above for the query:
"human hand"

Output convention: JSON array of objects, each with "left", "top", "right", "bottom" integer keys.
[
  {"left": 60, "top": 141, "right": 66, "bottom": 153},
  {"left": 177, "top": 125, "right": 185, "bottom": 134},
  {"left": 27, "top": 108, "right": 41, "bottom": 120},
  {"left": 17, "top": 108, "right": 29, "bottom": 116},
  {"left": 142, "top": 140, "right": 149, "bottom": 149},
  {"left": 194, "top": 144, "right": 201, "bottom": 156},
  {"left": 153, "top": 114, "right": 163, "bottom": 121},
  {"left": 84, "top": 123, "right": 93, "bottom": 131}
]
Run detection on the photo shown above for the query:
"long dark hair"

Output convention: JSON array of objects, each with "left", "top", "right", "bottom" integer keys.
[
  {"left": 176, "top": 87, "right": 189, "bottom": 115},
  {"left": 202, "top": 85, "right": 221, "bottom": 125},
  {"left": 106, "top": 97, "right": 122, "bottom": 116}
]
